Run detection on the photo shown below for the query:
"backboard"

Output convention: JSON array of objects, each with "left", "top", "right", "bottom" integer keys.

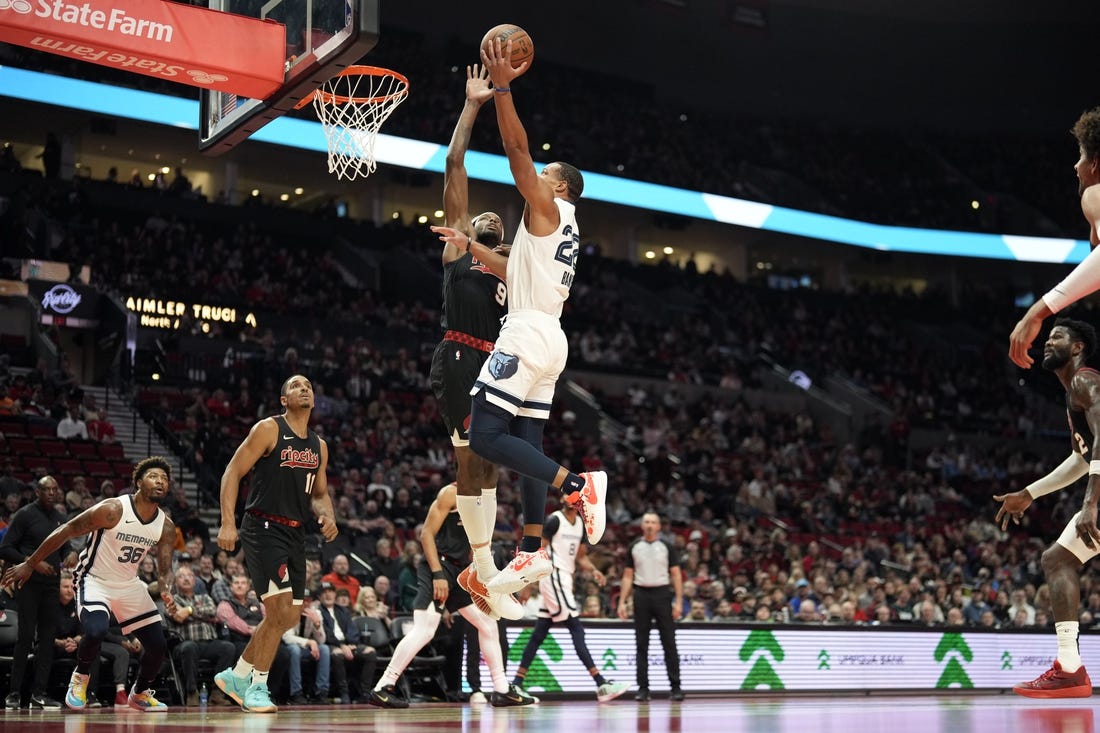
[{"left": 199, "top": 0, "right": 379, "bottom": 155}]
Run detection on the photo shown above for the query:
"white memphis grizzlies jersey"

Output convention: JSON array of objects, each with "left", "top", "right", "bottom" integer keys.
[
  {"left": 548, "top": 509, "right": 585, "bottom": 573},
  {"left": 74, "top": 495, "right": 165, "bottom": 585},
  {"left": 507, "top": 197, "right": 578, "bottom": 318}
]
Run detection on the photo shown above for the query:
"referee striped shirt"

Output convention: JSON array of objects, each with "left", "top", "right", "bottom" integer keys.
[{"left": 626, "top": 537, "right": 679, "bottom": 588}]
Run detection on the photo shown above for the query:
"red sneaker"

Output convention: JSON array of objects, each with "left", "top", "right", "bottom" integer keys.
[
  {"left": 1013, "top": 661, "right": 1093, "bottom": 698},
  {"left": 565, "top": 471, "right": 607, "bottom": 544},
  {"left": 115, "top": 689, "right": 129, "bottom": 707}
]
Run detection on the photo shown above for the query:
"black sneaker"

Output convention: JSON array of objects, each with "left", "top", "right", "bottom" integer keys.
[
  {"left": 29, "top": 693, "right": 62, "bottom": 710},
  {"left": 365, "top": 685, "right": 409, "bottom": 709},
  {"left": 634, "top": 688, "right": 651, "bottom": 702},
  {"left": 86, "top": 693, "right": 103, "bottom": 709},
  {"left": 490, "top": 684, "right": 537, "bottom": 708},
  {"left": 670, "top": 688, "right": 685, "bottom": 702},
  {"left": 288, "top": 693, "right": 310, "bottom": 705},
  {"left": 4, "top": 692, "right": 21, "bottom": 709}
]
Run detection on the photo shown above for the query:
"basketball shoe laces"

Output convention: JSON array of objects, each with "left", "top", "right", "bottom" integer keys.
[
  {"left": 565, "top": 485, "right": 593, "bottom": 532},
  {"left": 1033, "top": 663, "right": 1065, "bottom": 684}
]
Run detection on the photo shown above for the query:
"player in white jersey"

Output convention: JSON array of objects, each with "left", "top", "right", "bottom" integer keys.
[
  {"left": 3, "top": 456, "right": 179, "bottom": 712},
  {"left": 430, "top": 36, "right": 608, "bottom": 601},
  {"left": 509, "top": 499, "right": 629, "bottom": 702}
]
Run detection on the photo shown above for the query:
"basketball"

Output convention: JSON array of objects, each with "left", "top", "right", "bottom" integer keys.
[{"left": 480, "top": 24, "right": 534, "bottom": 72}]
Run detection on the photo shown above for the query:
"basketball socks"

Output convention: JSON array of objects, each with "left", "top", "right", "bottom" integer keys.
[
  {"left": 561, "top": 473, "right": 586, "bottom": 494},
  {"left": 1056, "top": 621, "right": 1082, "bottom": 672},
  {"left": 457, "top": 492, "right": 496, "bottom": 579},
  {"left": 253, "top": 670, "right": 269, "bottom": 686},
  {"left": 590, "top": 669, "right": 608, "bottom": 686},
  {"left": 519, "top": 535, "right": 542, "bottom": 553},
  {"left": 233, "top": 658, "right": 255, "bottom": 680},
  {"left": 479, "top": 488, "right": 499, "bottom": 579},
  {"left": 377, "top": 668, "right": 400, "bottom": 690}
]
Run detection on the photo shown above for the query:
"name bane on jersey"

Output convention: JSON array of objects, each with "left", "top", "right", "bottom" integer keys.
[
  {"left": 114, "top": 532, "right": 157, "bottom": 547},
  {"left": 280, "top": 446, "right": 320, "bottom": 470}
]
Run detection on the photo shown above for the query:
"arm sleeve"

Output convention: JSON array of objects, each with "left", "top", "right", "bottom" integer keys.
[
  {"left": 663, "top": 540, "right": 681, "bottom": 569},
  {"left": 1043, "top": 246, "right": 1100, "bottom": 314}
]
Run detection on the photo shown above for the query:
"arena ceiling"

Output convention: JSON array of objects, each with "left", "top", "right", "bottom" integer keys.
[{"left": 385, "top": 0, "right": 1098, "bottom": 136}]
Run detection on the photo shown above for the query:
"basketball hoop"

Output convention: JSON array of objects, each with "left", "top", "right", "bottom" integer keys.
[{"left": 298, "top": 65, "right": 409, "bottom": 181}]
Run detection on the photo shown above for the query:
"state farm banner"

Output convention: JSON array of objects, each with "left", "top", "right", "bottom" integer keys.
[{"left": 0, "top": 0, "right": 285, "bottom": 98}]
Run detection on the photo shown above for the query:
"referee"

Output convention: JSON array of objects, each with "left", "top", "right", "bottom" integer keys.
[{"left": 617, "top": 511, "right": 684, "bottom": 702}]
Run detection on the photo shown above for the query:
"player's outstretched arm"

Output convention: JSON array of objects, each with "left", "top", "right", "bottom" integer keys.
[
  {"left": 994, "top": 452, "right": 1088, "bottom": 529},
  {"left": 443, "top": 65, "right": 493, "bottom": 267},
  {"left": 1, "top": 499, "right": 122, "bottom": 589},
  {"left": 481, "top": 39, "right": 557, "bottom": 229}
]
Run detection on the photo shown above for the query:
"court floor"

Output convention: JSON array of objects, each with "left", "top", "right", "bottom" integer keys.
[{"left": 0, "top": 695, "right": 1093, "bottom": 733}]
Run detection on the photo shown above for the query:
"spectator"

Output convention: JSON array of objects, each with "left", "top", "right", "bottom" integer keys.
[
  {"left": 321, "top": 554, "right": 361, "bottom": 606},
  {"left": 56, "top": 406, "right": 89, "bottom": 440},
  {"left": 352, "top": 586, "right": 390, "bottom": 626},
  {"left": 215, "top": 574, "right": 290, "bottom": 701},
  {"left": 86, "top": 410, "right": 117, "bottom": 443},
  {"left": 317, "top": 581, "right": 377, "bottom": 704},
  {"left": 282, "top": 593, "right": 331, "bottom": 705},
  {"left": 166, "top": 566, "right": 236, "bottom": 706}
]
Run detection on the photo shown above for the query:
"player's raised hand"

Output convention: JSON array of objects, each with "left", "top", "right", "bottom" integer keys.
[
  {"left": 466, "top": 64, "right": 493, "bottom": 105},
  {"left": 480, "top": 39, "right": 527, "bottom": 87}
]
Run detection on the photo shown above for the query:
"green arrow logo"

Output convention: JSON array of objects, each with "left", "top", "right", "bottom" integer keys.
[
  {"left": 738, "top": 629, "right": 785, "bottom": 690},
  {"left": 509, "top": 628, "right": 564, "bottom": 692},
  {"left": 934, "top": 633, "right": 974, "bottom": 689},
  {"left": 817, "top": 650, "right": 831, "bottom": 670},
  {"left": 1001, "top": 651, "right": 1013, "bottom": 670},
  {"left": 602, "top": 648, "right": 618, "bottom": 672}
]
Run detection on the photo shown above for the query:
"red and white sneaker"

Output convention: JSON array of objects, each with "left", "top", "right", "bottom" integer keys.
[
  {"left": 566, "top": 471, "right": 607, "bottom": 544},
  {"left": 485, "top": 548, "right": 552, "bottom": 594},
  {"left": 1013, "top": 660, "right": 1093, "bottom": 698},
  {"left": 457, "top": 564, "right": 524, "bottom": 620}
]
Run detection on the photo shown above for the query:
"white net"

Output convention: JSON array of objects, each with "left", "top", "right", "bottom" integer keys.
[{"left": 310, "top": 66, "right": 409, "bottom": 181}]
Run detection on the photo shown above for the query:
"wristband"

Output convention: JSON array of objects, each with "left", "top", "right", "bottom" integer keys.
[
  {"left": 431, "top": 570, "right": 446, "bottom": 580},
  {"left": 1090, "top": 460, "right": 1100, "bottom": 476},
  {"left": 494, "top": 87, "right": 511, "bottom": 93}
]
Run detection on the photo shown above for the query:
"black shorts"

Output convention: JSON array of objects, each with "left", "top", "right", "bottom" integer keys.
[
  {"left": 430, "top": 340, "right": 490, "bottom": 446},
  {"left": 240, "top": 513, "right": 306, "bottom": 601},
  {"left": 413, "top": 559, "right": 472, "bottom": 614}
]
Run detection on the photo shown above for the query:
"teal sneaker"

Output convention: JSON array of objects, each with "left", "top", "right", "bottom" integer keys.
[
  {"left": 242, "top": 682, "right": 277, "bottom": 714},
  {"left": 214, "top": 667, "right": 251, "bottom": 707}
]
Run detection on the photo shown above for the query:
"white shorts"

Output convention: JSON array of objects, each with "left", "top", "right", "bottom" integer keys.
[
  {"left": 77, "top": 575, "right": 162, "bottom": 634},
  {"left": 538, "top": 568, "right": 579, "bottom": 622},
  {"left": 470, "top": 311, "right": 567, "bottom": 420},
  {"left": 1056, "top": 511, "right": 1100, "bottom": 564}
]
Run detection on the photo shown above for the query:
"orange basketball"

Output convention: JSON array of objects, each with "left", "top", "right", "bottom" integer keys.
[{"left": 480, "top": 24, "right": 534, "bottom": 72}]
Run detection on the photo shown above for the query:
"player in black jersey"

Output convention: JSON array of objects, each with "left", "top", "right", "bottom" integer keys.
[
  {"left": 364, "top": 484, "right": 534, "bottom": 708},
  {"left": 428, "top": 65, "right": 521, "bottom": 621},
  {"left": 995, "top": 318, "right": 1100, "bottom": 697},
  {"left": 214, "top": 374, "right": 338, "bottom": 713}
]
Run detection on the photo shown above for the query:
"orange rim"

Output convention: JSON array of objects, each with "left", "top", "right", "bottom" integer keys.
[{"left": 296, "top": 65, "right": 408, "bottom": 109}]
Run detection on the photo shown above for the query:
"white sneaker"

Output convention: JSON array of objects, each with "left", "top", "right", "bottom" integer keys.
[
  {"left": 486, "top": 548, "right": 553, "bottom": 594},
  {"left": 469, "top": 691, "right": 488, "bottom": 704},
  {"left": 568, "top": 471, "right": 607, "bottom": 544},
  {"left": 458, "top": 564, "right": 525, "bottom": 620},
  {"left": 597, "top": 680, "right": 630, "bottom": 702}
]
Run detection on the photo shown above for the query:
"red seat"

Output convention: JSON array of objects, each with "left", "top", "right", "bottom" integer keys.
[
  {"left": 99, "top": 443, "right": 126, "bottom": 460},
  {"left": 83, "top": 460, "right": 111, "bottom": 477},
  {"left": 52, "top": 458, "right": 83, "bottom": 474},
  {"left": 21, "top": 455, "right": 51, "bottom": 472},
  {"left": 28, "top": 422, "right": 55, "bottom": 438},
  {"left": 9, "top": 437, "right": 36, "bottom": 455},
  {"left": 38, "top": 440, "right": 68, "bottom": 457},
  {"left": 67, "top": 442, "right": 98, "bottom": 457},
  {"left": 0, "top": 418, "right": 28, "bottom": 436}
]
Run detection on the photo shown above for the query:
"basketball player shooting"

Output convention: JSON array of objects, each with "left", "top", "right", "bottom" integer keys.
[
  {"left": 429, "top": 64, "right": 523, "bottom": 621},
  {"left": 431, "top": 34, "right": 606, "bottom": 595},
  {"left": 214, "top": 374, "right": 338, "bottom": 713}
]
